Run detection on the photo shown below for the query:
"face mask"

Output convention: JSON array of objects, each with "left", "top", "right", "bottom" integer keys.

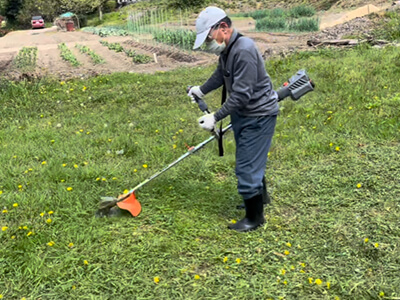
[{"left": 205, "top": 39, "right": 226, "bottom": 55}]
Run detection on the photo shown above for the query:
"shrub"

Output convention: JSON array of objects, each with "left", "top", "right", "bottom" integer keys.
[
  {"left": 256, "top": 17, "right": 286, "bottom": 31},
  {"left": 288, "top": 17, "right": 319, "bottom": 32},
  {"left": 288, "top": 5, "right": 316, "bottom": 18}
]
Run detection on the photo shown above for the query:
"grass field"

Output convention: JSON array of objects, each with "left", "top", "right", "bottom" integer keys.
[{"left": 1, "top": 44, "right": 400, "bottom": 299}]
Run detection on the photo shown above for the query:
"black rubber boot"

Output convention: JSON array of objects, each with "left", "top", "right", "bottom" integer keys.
[
  {"left": 236, "top": 176, "right": 270, "bottom": 209},
  {"left": 228, "top": 194, "right": 265, "bottom": 232}
]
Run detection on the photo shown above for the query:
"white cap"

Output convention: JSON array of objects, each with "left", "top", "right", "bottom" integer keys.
[{"left": 193, "top": 6, "right": 227, "bottom": 49}]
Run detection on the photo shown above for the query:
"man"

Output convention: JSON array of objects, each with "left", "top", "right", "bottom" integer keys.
[{"left": 188, "top": 7, "right": 279, "bottom": 232}]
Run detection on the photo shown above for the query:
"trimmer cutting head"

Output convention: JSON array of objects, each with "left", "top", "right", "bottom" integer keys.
[{"left": 96, "top": 193, "right": 141, "bottom": 218}]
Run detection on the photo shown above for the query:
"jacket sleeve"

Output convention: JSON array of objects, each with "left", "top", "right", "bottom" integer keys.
[
  {"left": 214, "top": 47, "right": 258, "bottom": 121},
  {"left": 200, "top": 59, "right": 224, "bottom": 95}
]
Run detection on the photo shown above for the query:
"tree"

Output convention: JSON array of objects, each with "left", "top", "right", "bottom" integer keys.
[{"left": 4, "top": 0, "right": 24, "bottom": 25}]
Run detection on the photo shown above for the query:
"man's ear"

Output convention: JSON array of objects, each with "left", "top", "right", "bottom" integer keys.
[{"left": 219, "top": 22, "right": 229, "bottom": 30}]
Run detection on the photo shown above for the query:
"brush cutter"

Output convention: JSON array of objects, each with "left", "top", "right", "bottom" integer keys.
[
  {"left": 95, "top": 124, "right": 233, "bottom": 217},
  {"left": 96, "top": 69, "right": 314, "bottom": 218}
]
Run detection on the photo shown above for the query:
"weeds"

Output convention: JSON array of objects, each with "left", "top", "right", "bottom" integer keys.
[{"left": 0, "top": 45, "right": 399, "bottom": 299}]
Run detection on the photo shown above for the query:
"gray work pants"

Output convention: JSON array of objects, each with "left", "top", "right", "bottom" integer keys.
[{"left": 231, "top": 112, "right": 277, "bottom": 200}]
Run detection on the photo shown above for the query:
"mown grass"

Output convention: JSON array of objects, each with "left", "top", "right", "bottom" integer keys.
[{"left": 1, "top": 44, "right": 400, "bottom": 299}]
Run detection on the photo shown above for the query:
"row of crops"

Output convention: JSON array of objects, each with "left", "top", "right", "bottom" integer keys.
[
  {"left": 14, "top": 47, "right": 38, "bottom": 71},
  {"left": 99, "top": 40, "right": 152, "bottom": 63},
  {"left": 13, "top": 42, "right": 153, "bottom": 71}
]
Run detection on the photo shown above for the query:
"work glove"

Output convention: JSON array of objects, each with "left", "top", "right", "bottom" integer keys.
[
  {"left": 198, "top": 113, "right": 216, "bottom": 131},
  {"left": 187, "top": 86, "right": 204, "bottom": 103}
]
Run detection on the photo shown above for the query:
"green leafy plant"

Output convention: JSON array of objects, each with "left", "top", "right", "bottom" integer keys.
[
  {"left": 14, "top": 47, "right": 38, "bottom": 71},
  {"left": 58, "top": 43, "right": 80, "bottom": 67},
  {"left": 75, "top": 44, "right": 105, "bottom": 64}
]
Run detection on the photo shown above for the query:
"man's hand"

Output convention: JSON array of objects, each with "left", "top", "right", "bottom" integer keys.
[
  {"left": 198, "top": 113, "right": 216, "bottom": 131},
  {"left": 187, "top": 86, "right": 204, "bottom": 103}
]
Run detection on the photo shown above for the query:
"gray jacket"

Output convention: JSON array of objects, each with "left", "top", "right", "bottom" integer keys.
[{"left": 200, "top": 30, "right": 279, "bottom": 122}]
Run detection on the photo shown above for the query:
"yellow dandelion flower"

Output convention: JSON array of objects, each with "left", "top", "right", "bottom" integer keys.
[
  {"left": 74, "top": 164, "right": 78, "bottom": 168},
  {"left": 286, "top": 242, "right": 292, "bottom": 247},
  {"left": 300, "top": 263, "right": 306, "bottom": 268},
  {"left": 96, "top": 177, "right": 101, "bottom": 181},
  {"left": 62, "top": 163, "right": 67, "bottom": 167},
  {"left": 300, "top": 270, "right": 305, "bottom": 273},
  {"left": 112, "top": 177, "right": 117, "bottom": 180},
  {"left": 13, "top": 203, "right": 18, "bottom": 207},
  {"left": 48, "top": 211, "right": 54, "bottom": 215},
  {"left": 18, "top": 185, "right": 23, "bottom": 189},
  {"left": 72, "top": 285, "right": 76, "bottom": 290},
  {"left": 0, "top": 191, "right": 3, "bottom": 195},
  {"left": 236, "top": 258, "right": 241, "bottom": 264},
  {"left": 47, "top": 241, "right": 55, "bottom": 246},
  {"left": 123, "top": 189, "right": 129, "bottom": 194},
  {"left": 329, "top": 142, "right": 333, "bottom": 147},
  {"left": 357, "top": 183, "right": 362, "bottom": 188},
  {"left": 335, "top": 297, "right": 340, "bottom": 300},
  {"left": 40, "top": 114, "right": 44, "bottom": 118},
  {"left": 23, "top": 226, "right": 28, "bottom": 230},
  {"left": 315, "top": 278, "right": 322, "bottom": 285},
  {"left": 134, "top": 169, "right": 137, "bottom": 172},
  {"left": 267, "top": 152, "right": 271, "bottom": 157},
  {"left": 223, "top": 256, "right": 228, "bottom": 263},
  {"left": 11, "top": 236, "right": 15, "bottom": 239},
  {"left": 86, "top": 131, "right": 90, "bottom": 135},
  {"left": 179, "top": 129, "right": 183, "bottom": 133},
  {"left": 284, "top": 250, "right": 290, "bottom": 255},
  {"left": 194, "top": 275, "right": 200, "bottom": 280},
  {"left": 40, "top": 212, "right": 45, "bottom": 217},
  {"left": 306, "top": 114, "right": 310, "bottom": 118},
  {"left": 46, "top": 218, "right": 52, "bottom": 224},
  {"left": 154, "top": 277, "right": 160, "bottom": 284},
  {"left": 155, "top": 129, "right": 159, "bottom": 133},
  {"left": 27, "top": 231, "right": 33, "bottom": 236},
  {"left": 335, "top": 146, "right": 340, "bottom": 152},
  {"left": 66, "top": 187, "right": 73, "bottom": 191},
  {"left": 108, "top": 138, "right": 112, "bottom": 142},
  {"left": 327, "top": 282, "right": 331, "bottom": 289},
  {"left": 83, "top": 260, "right": 89, "bottom": 265},
  {"left": 68, "top": 242, "right": 74, "bottom": 248},
  {"left": 2, "top": 209, "right": 7, "bottom": 213},
  {"left": 2, "top": 226, "right": 8, "bottom": 231},
  {"left": 281, "top": 269, "right": 286, "bottom": 275},
  {"left": 308, "top": 277, "right": 313, "bottom": 284},
  {"left": 374, "top": 243, "right": 379, "bottom": 248},
  {"left": 290, "top": 265, "right": 295, "bottom": 270},
  {"left": 143, "top": 164, "right": 148, "bottom": 168},
  {"left": 60, "top": 81, "right": 65, "bottom": 85},
  {"left": 283, "top": 280, "right": 288, "bottom": 285},
  {"left": 51, "top": 140, "right": 55, "bottom": 143},
  {"left": 82, "top": 86, "right": 87, "bottom": 91},
  {"left": 84, "top": 162, "right": 88, "bottom": 165},
  {"left": 42, "top": 161, "right": 47, "bottom": 165},
  {"left": 231, "top": 219, "right": 237, "bottom": 224},
  {"left": 21, "top": 297, "right": 26, "bottom": 300},
  {"left": 379, "top": 292, "right": 385, "bottom": 297},
  {"left": 349, "top": 106, "right": 353, "bottom": 110},
  {"left": 364, "top": 238, "right": 369, "bottom": 243},
  {"left": 102, "top": 178, "right": 107, "bottom": 182},
  {"left": 173, "top": 144, "right": 177, "bottom": 149}
]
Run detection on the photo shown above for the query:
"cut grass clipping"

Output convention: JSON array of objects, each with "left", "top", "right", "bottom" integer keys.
[
  {"left": 58, "top": 43, "right": 80, "bottom": 67},
  {"left": 0, "top": 45, "right": 399, "bottom": 299}
]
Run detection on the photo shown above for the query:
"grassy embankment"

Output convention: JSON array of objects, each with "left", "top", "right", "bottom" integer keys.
[{"left": 1, "top": 44, "right": 400, "bottom": 299}]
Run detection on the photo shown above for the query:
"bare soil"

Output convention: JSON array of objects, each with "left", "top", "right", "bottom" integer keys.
[{"left": 0, "top": 2, "right": 391, "bottom": 81}]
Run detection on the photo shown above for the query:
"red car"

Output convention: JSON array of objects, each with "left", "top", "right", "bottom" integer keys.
[{"left": 32, "top": 16, "right": 45, "bottom": 29}]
